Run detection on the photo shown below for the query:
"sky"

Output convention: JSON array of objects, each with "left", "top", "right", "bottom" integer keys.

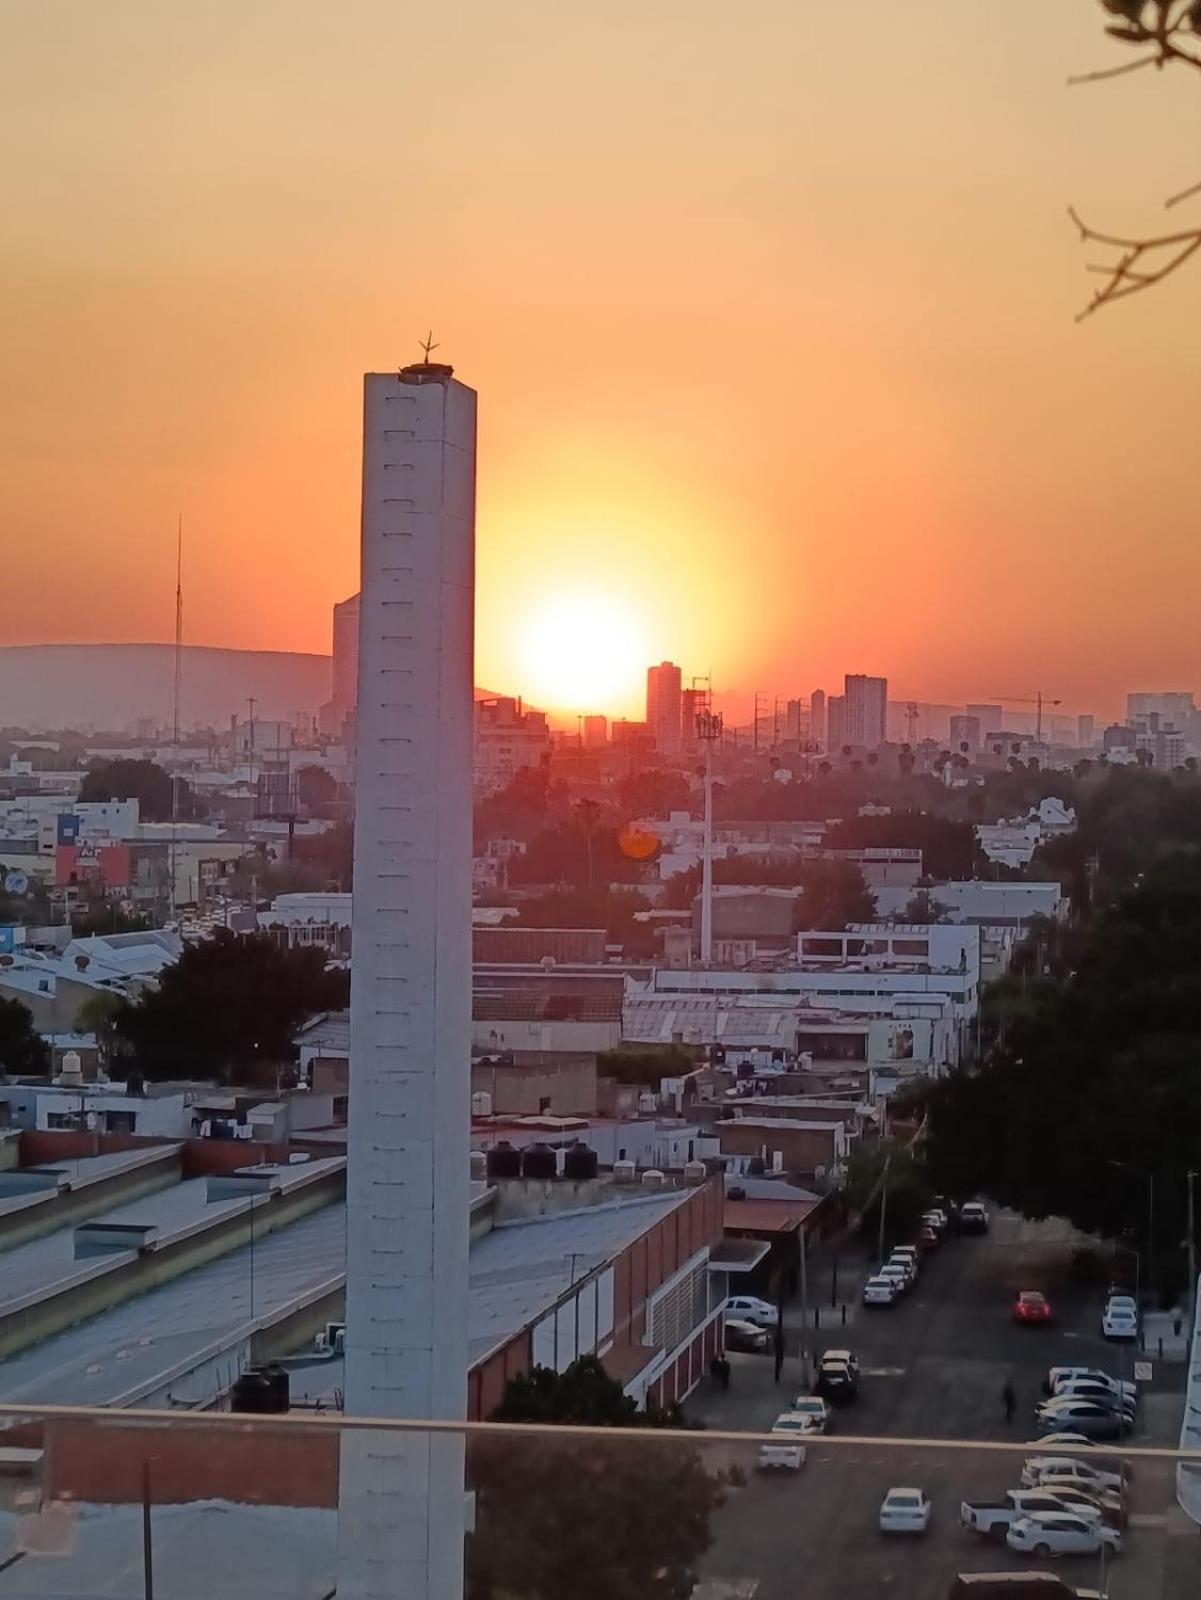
[{"left": 2, "top": 2, "right": 1199, "bottom": 723}]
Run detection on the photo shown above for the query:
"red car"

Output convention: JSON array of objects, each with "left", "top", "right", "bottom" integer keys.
[{"left": 1013, "top": 1290, "right": 1053, "bottom": 1325}]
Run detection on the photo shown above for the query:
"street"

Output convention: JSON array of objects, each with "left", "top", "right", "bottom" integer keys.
[{"left": 690, "top": 1211, "right": 1200, "bottom": 1600}]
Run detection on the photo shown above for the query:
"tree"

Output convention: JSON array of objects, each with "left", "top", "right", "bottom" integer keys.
[
  {"left": 843, "top": 1139, "right": 932, "bottom": 1252},
  {"left": 597, "top": 1043, "right": 697, "bottom": 1089},
  {"left": 79, "top": 758, "right": 195, "bottom": 823},
  {"left": 616, "top": 767, "right": 691, "bottom": 819},
  {"left": 295, "top": 764, "right": 338, "bottom": 814},
  {"left": 900, "top": 888, "right": 949, "bottom": 924},
  {"left": 926, "top": 853, "right": 1201, "bottom": 1300},
  {"left": 468, "top": 1356, "right": 725, "bottom": 1600},
  {"left": 824, "top": 812, "right": 981, "bottom": 880},
  {"left": 74, "top": 991, "right": 130, "bottom": 1074},
  {"left": 1070, "top": 1, "right": 1201, "bottom": 314},
  {"left": 115, "top": 930, "right": 348, "bottom": 1084},
  {"left": 0, "top": 997, "right": 50, "bottom": 1076},
  {"left": 795, "top": 859, "right": 875, "bottom": 930}
]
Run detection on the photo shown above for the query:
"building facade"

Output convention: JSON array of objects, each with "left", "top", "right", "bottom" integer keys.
[
  {"left": 843, "top": 674, "right": 887, "bottom": 749},
  {"left": 646, "top": 662, "right": 683, "bottom": 755}
]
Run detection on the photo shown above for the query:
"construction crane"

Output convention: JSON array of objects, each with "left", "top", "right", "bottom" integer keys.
[{"left": 991, "top": 692, "right": 1061, "bottom": 743}]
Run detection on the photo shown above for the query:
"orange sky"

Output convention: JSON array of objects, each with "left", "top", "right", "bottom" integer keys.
[{"left": 2, "top": 2, "right": 1199, "bottom": 722}]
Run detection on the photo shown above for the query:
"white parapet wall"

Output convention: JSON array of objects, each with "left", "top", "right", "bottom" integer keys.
[{"left": 337, "top": 366, "right": 475, "bottom": 1599}]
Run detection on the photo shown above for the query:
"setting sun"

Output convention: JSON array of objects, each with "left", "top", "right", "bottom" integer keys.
[{"left": 514, "top": 592, "right": 650, "bottom": 717}]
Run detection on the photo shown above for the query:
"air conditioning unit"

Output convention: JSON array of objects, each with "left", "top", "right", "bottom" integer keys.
[{"left": 315, "top": 1322, "right": 346, "bottom": 1354}]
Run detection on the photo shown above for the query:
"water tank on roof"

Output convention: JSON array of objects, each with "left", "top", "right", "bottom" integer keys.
[
  {"left": 748, "top": 1156, "right": 766, "bottom": 1176},
  {"left": 637, "top": 1092, "right": 657, "bottom": 1114},
  {"left": 613, "top": 1158, "right": 636, "bottom": 1183},
  {"left": 563, "top": 1143, "right": 598, "bottom": 1181},
  {"left": 56, "top": 1051, "right": 83, "bottom": 1086},
  {"left": 684, "top": 1160, "right": 707, "bottom": 1186},
  {"left": 471, "top": 1091, "right": 493, "bottom": 1117},
  {"left": 521, "top": 1142, "right": 557, "bottom": 1181},
  {"left": 485, "top": 1141, "right": 521, "bottom": 1180},
  {"left": 126, "top": 1073, "right": 145, "bottom": 1098},
  {"left": 641, "top": 1168, "right": 665, "bottom": 1189},
  {"left": 232, "top": 1366, "right": 288, "bottom": 1414},
  {"left": 469, "top": 1150, "right": 488, "bottom": 1182}
]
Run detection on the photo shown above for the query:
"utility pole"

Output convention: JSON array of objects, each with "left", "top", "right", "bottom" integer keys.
[
  {"left": 773, "top": 696, "right": 781, "bottom": 749},
  {"left": 877, "top": 1154, "right": 892, "bottom": 1265},
  {"left": 697, "top": 708, "right": 723, "bottom": 965},
  {"left": 753, "top": 691, "right": 766, "bottom": 754}
]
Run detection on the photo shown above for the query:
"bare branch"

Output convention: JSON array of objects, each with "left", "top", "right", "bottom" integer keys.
[
  {"left": 1165, "top": 175, "right": 1201, "bottom": 208},
  {"left": 1067, "top": 54, "right": 1160, "bottom": 85},
  {"left": 1072, "top": 209, "right": 1201, "bottom": 318}
]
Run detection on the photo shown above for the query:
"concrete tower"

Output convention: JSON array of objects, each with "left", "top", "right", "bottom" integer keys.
[
  {"left": 647, "top": 661, "right": 683, "bottom": 755},
  {"left": 337, "top": 362, "right": 476, "bottom": 1600}
]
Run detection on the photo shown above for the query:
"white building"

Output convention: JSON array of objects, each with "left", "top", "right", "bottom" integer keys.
[
  {"left": 339, "top": 361, "right": 475, "bottom": 1600},
  {"left": 259, "top": 891, "right": 352, "bottom": 956}
]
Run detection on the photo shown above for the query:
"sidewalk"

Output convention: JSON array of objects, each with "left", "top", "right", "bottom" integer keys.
[{"left": 1142, "top": 1310, "right": 1190, "bottom": 1363}]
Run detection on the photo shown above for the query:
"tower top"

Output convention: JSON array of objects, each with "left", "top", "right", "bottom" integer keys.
[{"left": 399, "top": 330, "right": 454, "bottom": 383}]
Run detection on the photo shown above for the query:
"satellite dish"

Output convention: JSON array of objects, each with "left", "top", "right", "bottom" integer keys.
[{"left": 3, "top": 872, "right": 28, "bottom": 897}]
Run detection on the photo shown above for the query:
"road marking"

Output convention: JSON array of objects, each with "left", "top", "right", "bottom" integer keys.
[
  {"left": 1129, "top": 1512, "right": 1168, "bottom": 1529},
  {"left": 862, "top": 1366, "right": 907, "bottom": 1377}
]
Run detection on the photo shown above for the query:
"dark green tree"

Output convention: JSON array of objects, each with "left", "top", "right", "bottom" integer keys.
[
  {"left": 0, "top": 997, "right": 50, "bottom": 1076},
  {"left": 795, "top": 860, "right": 875, "bottom": 930},
  {"left": 115, "top": 930, "right": 348, "bottom": 1084},
  {"left": 468, "top": 1357, "right": 725, "bottom": 1600},
  {"left": 79, "top": 758, "right": 196, "bottom": 823}
]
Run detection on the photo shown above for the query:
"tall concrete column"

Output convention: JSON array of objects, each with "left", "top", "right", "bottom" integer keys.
[{"left": 337, "top": 364, "right": 475, "bottom": 1599}]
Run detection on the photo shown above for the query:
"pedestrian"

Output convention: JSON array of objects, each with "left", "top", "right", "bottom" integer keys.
[
  {"left": 709, "top": 1354, "right": 722, "bottom": 1386},
  {"left": 1002, "top": 1378, "right": 1016, "bottom": 1424},
  {"left": 1171, "top": 1305, "right": 1184, "bottom": 1339},
  {"left": 719, "top": 1356, "right": 731, "bottom": 1391},
  {"left": 773, "top": 1324, "right": 784, "bottom": 1384}
]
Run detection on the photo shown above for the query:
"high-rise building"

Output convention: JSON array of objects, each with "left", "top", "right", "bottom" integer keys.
[
  {"left": 784, "top": 698, "right": 803, "bottom": 743},
  {"left": 340, "top": 360, "right": 475, "bottom": 1599},
  {"left": 949, "top": 714, "right": 981, "bottom": 752},
  {"left": 844, "top": 674, "right": 887, "bottom": 749},
  {"left": 967, "top": 703, "right": 1003, "bottom": 737},
  {"left": 826, "top": 694, "right": 845, "bottom": 750},
  {"left": 1077, "top": 714, "right": 1096, "bottom": 748},
  {"left": 810, "top": 689, "right": 827, "bottom": 747},
  {"left": 318, "top": 592, "right": 361, "bottom": 737},
  {"left": 646, "top": 661, "right": 683, "bottom": 755},
  {"left": 1127, "top": 691, "right": 1195, "bottom": 725},
  {"left": 582, "top": 713, "right": 608, "bottom": 749}
]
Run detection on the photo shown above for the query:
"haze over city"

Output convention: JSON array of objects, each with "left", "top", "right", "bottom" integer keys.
[{"left": 3, "top": 3, "right": 1200, "bottom": 722}]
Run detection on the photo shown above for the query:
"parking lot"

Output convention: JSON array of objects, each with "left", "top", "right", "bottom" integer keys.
[{"left": 691, "top": 1210, "right": 1200, "bottom": 1600}]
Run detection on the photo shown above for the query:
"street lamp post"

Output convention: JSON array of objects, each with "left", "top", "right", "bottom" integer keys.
[
  {"left": 1110, "top": 1160, "right": 1155, "bottom": 1330},
  {"left": 1188, "top": 1170, "right": 1197, "bottom": 1332}
]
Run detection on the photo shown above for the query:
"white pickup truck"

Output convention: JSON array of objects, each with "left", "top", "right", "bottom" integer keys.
[{"left": 960, "top": 1489, "right": 1103, "bottom": 1537}]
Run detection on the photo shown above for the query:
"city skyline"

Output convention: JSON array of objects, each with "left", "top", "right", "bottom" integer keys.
[{"left": 3, "top": 4, "right": 1200, "bottom": 716}]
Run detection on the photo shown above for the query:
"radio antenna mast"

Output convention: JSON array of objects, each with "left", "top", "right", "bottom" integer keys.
[{"left": 169, "top": 516, "right": 183, "bottom": 922}]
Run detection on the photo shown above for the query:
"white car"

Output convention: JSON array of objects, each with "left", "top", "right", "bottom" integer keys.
[
  {"left": 1053, "top": 1380, "right": 1137, "bottom": 1415},
  {"left": 787, "top": 1395, "right": 830, "bottom": 1435},
  {"left": 757, "top": 1413, "right": 810, "bottom": 1472},
  {"left": 960, "top": 1200, "right": 990, "bottom": 1233},
  {"left": 879, "top": 1486, "right": 931, "bottom": 1535},
  {"left": 1102, "top": 1297, "right": 1139, "bottom": 1340},
  {"left": 863, "top": 1274, "right": 900, "bottom": 1306},
  {"left": 887, "top": 1252, "right": 918, "bottom": 1284},
  {"left": 725, "top": 1294, "right": 777, "bottom": 1329},
  {"left": 1022, "top": 1456, "right": 1128, "bottom": 1494},
  {"left": 1048, "top": 1366, "right": 1138, "bottom": 1404},
  {"left": 877, "top": 1263, "right": 912, "bottom": 1295},
  {"left": 1029, "top": 1432, "right": 1095, "bottom": 1448},
  {"left": 1005, "top": 1510, "right": 1122, "bottom": 1557}
]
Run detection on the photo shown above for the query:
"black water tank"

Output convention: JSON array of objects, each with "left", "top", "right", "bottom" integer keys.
[
  {"left": 562, "top": 1143, "right": 598, "bottom": 1181},
  {"left": 747, "top": 1156, "right": 766, "bottom": 1176},
  {"left": 486, "top": 1141, "right": 521, "bottom": 1180},
  {"left": 260, "top": 1362, "right": 290, "bottom": 1413},
  {"left": 232, "top": 1372, "right": 274, "bottom": 1414},
  {"left": 521, "top": 1142, "right": 557, "bottom": 1180}
]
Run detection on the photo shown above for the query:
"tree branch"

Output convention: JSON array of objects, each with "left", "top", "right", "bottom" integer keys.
[{"left": 1071, "top": 205, "right": 1201, "bottom": 317}]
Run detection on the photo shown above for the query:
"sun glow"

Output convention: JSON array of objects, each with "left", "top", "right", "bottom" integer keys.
[{"left": 515, "top": 591, "right": 650, "bottom": 716}]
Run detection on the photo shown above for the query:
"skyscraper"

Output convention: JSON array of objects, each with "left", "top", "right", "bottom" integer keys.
[
  {"left": 339, "top": 360, "right": 475, "bottom": 1599},
  {"left": 318, "top": 591, "right": 361, "bottom": 737},
  {"left": 844, "top": 674, "right": 887, "bottom": 749},
  {"left": 809, "top": 689, "right": 827, "bottom": 747},
  {"left": 967, "top": 703, "right": 1003, "bottom": 737},
  {"left": 826, "top": 693, "right": 845, "bottom": 750},
  {"left": 646, "top": 661, "right": 683, "bottom": 755}
]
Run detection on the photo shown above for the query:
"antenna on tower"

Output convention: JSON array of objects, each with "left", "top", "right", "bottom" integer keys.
[{"left": 419, "top": 331, "right": 439, "bottom": 363}]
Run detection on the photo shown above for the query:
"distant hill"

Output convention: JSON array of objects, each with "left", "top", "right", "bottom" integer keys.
[{"left": 0, "top": 644, "right": 331, "bottom": 733}]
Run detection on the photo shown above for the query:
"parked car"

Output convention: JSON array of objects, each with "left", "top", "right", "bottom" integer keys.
[
  {"left": 1101, "top": 1296, "right": 1139, "bottom": 1341},
  {"left": 948, "top": 1576, "right": 1104, "bottom": 1599},
  {"left": 757, "top": 1413, "right": 810, "bottom": 1472},
  {"left": 891, "top": 1244, "right": 920, "bottom": 1270},
  {"left": 1014, "top": 1290, "right": 1054, "bottom": 1326},
  {"left": 1045, "top": 1367, "right": 1137, "bottom": 1404},
  {"left": 916, "top": 1226, "right": 941, "bottom": 1252},
  {"left": 821, "top": 1347, "right": 860, "bottom": 1378},
  {"left": 1034, "top": 1399, "right": 1133, "bottom": 1440},
  {"left": 863, "top": 1274, "right": 901, "bottom": 1306},
  {"left": 787, "top": 1395, "right": 831, "bottom": 1435},
  {"left": 960, "top": 1200, "right": 991, "bottom": 1234},
  {"left": 1031, "top": 1482, "right": 1125, "bottom": 1529},
  {"left": 879, "top": 1486, "right": 931, "bottom": 1534},
  {"left": 1028, "top": 1433, "right": 1095, "bottom": 1449},
  {"left": 1004, "top": 1511, "right": 1121, "bottom": 1558},
  {"left": 1021, "top": 1456, "right": 1129, "bottom": 1495},
  {"left": 724, "top": 1318, "right": 770, "bottom": 1354},
  {"left": 724, "top": 1294, "right": 778, "bottom": 1328},
  {"left": 960, "top": 1490, "right": 1102, "bottom": 1538},
  {"left": 1051, "top": 1380, "right": 1137, "bottom": 1417},
  {"left": 923, "top": 1208, "right": 949, "bottom": 1234},
  {"left": 814, "top": 1355, "right": 858, "bottom": 1405},
  {"left": 878, "top": 1263, "right": 912, "bottom": 1295}
]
